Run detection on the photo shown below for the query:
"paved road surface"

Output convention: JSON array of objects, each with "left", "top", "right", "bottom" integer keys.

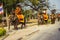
[{"left": 22, "top": 21, "right": 60, "bottom": 40}]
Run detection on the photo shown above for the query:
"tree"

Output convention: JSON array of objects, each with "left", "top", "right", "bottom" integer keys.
[
  {"left": 1, "top": 0, "right": 50, "bottom": 11},
  {"left": 17, "top": 0, "right": 49, "bottom": 12},
  {"left": 1, "top": 0, "right": 16, "bottom": 14},
  {"left": 1, "top": 0, "right": 50, "bottom": 14}
]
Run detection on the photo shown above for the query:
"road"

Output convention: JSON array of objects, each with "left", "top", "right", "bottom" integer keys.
[{"left": 21, "top": 21, "right": 60, "bottom": 40}]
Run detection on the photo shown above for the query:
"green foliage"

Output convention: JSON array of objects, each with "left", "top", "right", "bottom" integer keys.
[
  {"left": 19, "top": 0, "right": 24, "bottom": 3},
  {"left": 29, "top": 0, "right": 39, "bottom": 5},
  {"left": 22, "top": 10, "right": 33, "bottom": 21},
  {"left": 1, "top": 0, "right": 49, "bottom": 16},
  {"left": 2, "top": 0, "right": 49, "bottom": 10},
  {"left": 48, "top": 19, "right": 51, "bottom": 23},
  {"left": 0, "top": 28, "right": 6, "bottom": 36},
  {"left": 0, "top": 15, "right": 2, "bottom": 20}
]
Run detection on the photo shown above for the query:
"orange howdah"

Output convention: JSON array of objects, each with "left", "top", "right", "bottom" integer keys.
[
  {"left": 43, "top": 14, "right": 48, "bottom": 20},
  {"left": 17, "top": 14, "right": 24, "bottom": 23}
]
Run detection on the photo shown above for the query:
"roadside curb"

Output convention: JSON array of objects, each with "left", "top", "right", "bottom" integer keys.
[
  {"left": 26, "top": 30, "right": 39, "bottom": 36},
  {"left": 0, "top": 34, "right": 9, "bottom": 40},
  {"left": 17, "top": 29, "right": 39, "bottom": 40},
  {"left": 26, "top": 23, "right": 37, "bottom": 27}
]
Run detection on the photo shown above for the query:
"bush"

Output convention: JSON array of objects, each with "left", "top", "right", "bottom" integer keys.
[
  {"left": 0, "top": 28, "right": 6, "bottom": 36},
  {"left": 48, "top": 19, "right": 51, "bottom": 23}
]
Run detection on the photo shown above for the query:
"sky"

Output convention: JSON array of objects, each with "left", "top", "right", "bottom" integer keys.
[{"left": 49, "top": 0, "right": 60, "bottom": 13}]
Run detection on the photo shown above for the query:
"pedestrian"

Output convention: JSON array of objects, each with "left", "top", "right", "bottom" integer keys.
[{"left": 15, "top": 5, "right": 26, "bottom": 29}]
